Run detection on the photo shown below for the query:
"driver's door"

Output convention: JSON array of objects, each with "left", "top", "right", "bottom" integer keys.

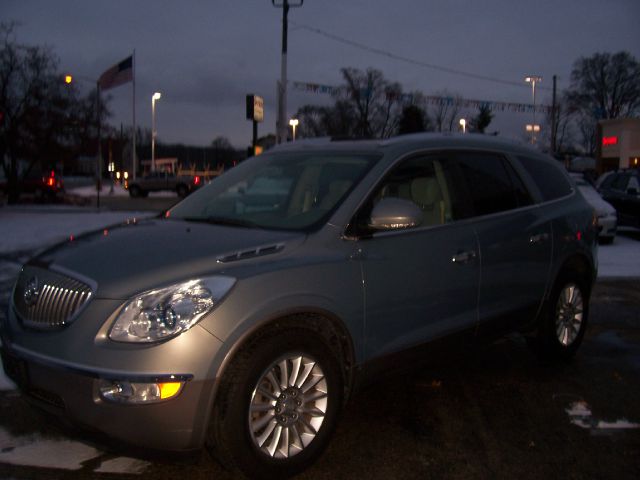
[{"left": 354, "top": 153, "right": 480, "bottom": 360}]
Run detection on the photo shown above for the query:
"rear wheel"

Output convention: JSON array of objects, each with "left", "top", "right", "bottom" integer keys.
[
  {"left": 535, "top": 274, "right": 590, "bottom": 361},
  {"left": 129, "top": 185, "right": 142, "bottom": 198},
  {"left": 209, "top": 327, "right": 343, "bottom": 479},
  {"left": 176, "top": 184, "right": 188, "bottom": 198}
]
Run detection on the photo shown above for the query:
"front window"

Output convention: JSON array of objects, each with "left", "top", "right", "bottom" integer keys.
[{"left": 168, "top": 151, "right": 379, "bottom": 231}]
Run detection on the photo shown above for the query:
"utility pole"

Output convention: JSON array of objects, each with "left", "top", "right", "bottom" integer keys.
[
  {"left": 272, "top": 0, "right": 303, "bottom": 144},
  {"left": 551, "top": 75, "right": 557, "bottom": 155},
  {"left": 96, "top": 81, "right": 102, "bottom": 209}
]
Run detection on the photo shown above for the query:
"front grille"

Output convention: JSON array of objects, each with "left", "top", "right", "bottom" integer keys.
[{"left": 13, "top": 265, "right": 94, "bottom": 330}]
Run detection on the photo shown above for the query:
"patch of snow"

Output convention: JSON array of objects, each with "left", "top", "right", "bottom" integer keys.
[
  {"left": 0, "top": 427, "right": 150, "bottom": 473},
  {"left": 69, "top": 184, "right": 177, "bottom": 198},
  {"left": 597, "top": 231, "right": 640, "bottom": 278},
  {"left": 566, "top": 401, "right": 640, "bottom": 432},
  {"left": 94, "top": 456, "right": 151, "bottom": 474},
  {"left": 0, "top": 427, "right": 101, "bottom": 470}
]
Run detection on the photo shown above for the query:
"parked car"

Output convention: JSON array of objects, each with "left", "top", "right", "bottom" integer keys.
[
  {"left": 597, "top": 168, "right": 640, "bottom": 227},
  {"left": 127, "top": 171, "right": 202, "bottom": 198},
  {"left": 1, "top": 134, "right": 597, "bottom": 479},
  {"left": 0, "top": 170, "right": 64, "bottom": 202},
  {"left": 570, "top": 173, "right": 617, "bottom": 243}
]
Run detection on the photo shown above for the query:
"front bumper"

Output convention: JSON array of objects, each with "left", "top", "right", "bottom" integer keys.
[
  {"left": 597, "top": 215, "right": 617, "bottom": 240},
  {"left": 1, "top": 345, "right": 213, "bottom": 451},
  {"left": 0, "top": 300, "right": 225, "bottom": 451}
]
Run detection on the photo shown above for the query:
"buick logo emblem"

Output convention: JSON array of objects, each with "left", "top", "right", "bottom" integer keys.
[{"left": 24, "top": 277, "right": 40, "bottom": 307}]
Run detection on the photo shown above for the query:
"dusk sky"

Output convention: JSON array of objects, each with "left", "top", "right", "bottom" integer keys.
[{"left": 3, "top": 0, "right": 639, "bottom": 149}]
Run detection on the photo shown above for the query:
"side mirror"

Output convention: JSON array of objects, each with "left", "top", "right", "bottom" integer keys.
[{"left": 369, "top": 198, "right": 422, "bottom": 231}]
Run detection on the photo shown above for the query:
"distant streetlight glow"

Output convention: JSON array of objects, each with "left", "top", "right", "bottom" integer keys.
[
  {"left": 64, "top": 74, "right": 73, "bottom": 84},
  {"left": 289, "top": 118, "right": 299, "bottom": 141},
  {"left": 459, "top": 118, "right": 466, "bottom": 133},
  {"left": 525, "top": 75, "right": 542, "bottom": 144},
  {"left": 152, "top": 92, "right": 162, "bottom": 172}
]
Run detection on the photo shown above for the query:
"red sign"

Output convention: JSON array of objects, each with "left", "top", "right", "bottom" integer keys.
[{"left": 602, "top": 136, "right": 618, "bottom": 146}]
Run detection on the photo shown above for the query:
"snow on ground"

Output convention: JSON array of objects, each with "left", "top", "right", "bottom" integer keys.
[
  {"left": 69, "top": 183, "right": 177, "bottom": 198},
  {"left": 0, "top": 426, "right": 150, "bottom": 473},
  {"left": 597, "top": 229, "right": 640, "bottom": 278}
]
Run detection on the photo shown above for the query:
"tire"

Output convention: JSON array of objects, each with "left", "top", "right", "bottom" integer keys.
[
  {"left": 129, "top": 185, "right": 142, "bottom": 198},
  {"left": 599, "top": 236, "right": 614, "bottom": 245},
  {"left": 208, "top": 326, "right": 343, "bottom": 479},
  {"left": 176, "top": 184, "right": 188, "bottom": 198},
  {"left": 535, "top": 273, "right": 590, "bottom": 362}
]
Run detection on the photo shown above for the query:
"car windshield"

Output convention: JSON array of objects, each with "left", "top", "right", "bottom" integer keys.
[{"left": 167, "top": 151, "right": 380, "bottom": 231}]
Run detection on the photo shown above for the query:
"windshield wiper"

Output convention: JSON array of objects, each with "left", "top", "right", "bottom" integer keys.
[{"left": 182, "top": 216, "right": 262, "bottom": 229}]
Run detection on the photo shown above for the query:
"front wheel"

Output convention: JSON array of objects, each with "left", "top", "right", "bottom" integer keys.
[
  {"left": 209, "top": 327, "right": 343, "bottom": 479},
  {"left": 535, "top": 274, "right": 590, "bottom": 361}
]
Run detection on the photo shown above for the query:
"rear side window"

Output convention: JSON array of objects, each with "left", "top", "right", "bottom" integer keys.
[
  {"left": 518, "top": 155, "right": 572, "bottom": 201},
  {"left": 456, "top": 152, "right": 531, "bottom": 216},
  {"left": 611, "top": 174, "right": 630, "bottom": 191}
]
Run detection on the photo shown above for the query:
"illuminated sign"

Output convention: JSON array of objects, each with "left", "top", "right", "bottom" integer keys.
[
  {"left": 246, "top": 94, "right": 264, "bottom": 123},
  {"left": 602, "top": 136, "right": 618, "bottom": 147}
]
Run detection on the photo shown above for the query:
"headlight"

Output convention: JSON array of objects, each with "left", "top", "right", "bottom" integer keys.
[{"left": 109, "top": 276, "right": 235, "bottom": 343}]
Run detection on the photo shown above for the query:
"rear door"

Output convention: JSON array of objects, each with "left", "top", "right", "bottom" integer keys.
[{"left": 454, "top": 151, "right": 552, "bottom": 332}]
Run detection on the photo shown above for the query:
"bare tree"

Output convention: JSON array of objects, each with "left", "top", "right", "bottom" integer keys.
[
  {"left": 430, "top": 91, "right": 463, "bottom": 132},
  {"left": 566, "top": 51, "right": 640, "bottom": 154},
  {"left": 567, "top": 51, "right": 640, "bottom": 120},
  {"left": 0, "top": 22, "right": 108, "bottom": 202},
  {"left": 543, "top": 93, "right": 576, "bottom": 154}
]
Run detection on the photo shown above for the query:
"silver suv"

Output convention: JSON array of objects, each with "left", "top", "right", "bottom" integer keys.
[{"left": 1, "top": 134, "right": 597, "bottom": 478}]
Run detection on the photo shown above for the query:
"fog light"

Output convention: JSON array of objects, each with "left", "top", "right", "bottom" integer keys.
[{"left": 99, "top": 379, "right": 184, "bottom": 404}]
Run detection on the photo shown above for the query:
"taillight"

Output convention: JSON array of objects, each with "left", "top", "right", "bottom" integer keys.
[{"left": 194, "top": 176, "right": 201, "bottom": 185}]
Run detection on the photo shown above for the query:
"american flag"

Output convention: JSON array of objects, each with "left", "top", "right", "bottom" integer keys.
[{"left": 98, "top": 56, "right": 133, "bottom": 91}]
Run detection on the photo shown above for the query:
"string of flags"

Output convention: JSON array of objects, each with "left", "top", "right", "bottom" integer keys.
[{"left": 291, "top": 80, "right": 551, "bottom": 114}]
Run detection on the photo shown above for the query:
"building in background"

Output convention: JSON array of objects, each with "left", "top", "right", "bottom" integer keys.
[{"left": 598, "top": 118, "right": 640, "bottom": 173}]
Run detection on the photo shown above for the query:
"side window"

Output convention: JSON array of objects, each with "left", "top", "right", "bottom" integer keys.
[
  {"left": 612, "top": 174, "right": 630, "bottom": 191},
  {"left": 456, "top": 152, "right": 524, "bottom": 216},
  {"left": 518, "top": 155, "right": 573, "bottom": 201},
  {"left": 352, "top": 154, "right": 469, "bottom": 234},
  {"left": 599, "top": 173, "right": 615, "bottom": 189},
  {"left": 505, "top": 162, "right": 534, "bottom": 208}
]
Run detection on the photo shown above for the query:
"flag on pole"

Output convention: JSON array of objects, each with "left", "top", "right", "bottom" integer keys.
[{"left": 98, "top": 55, "right": 133, "bottom": 91}]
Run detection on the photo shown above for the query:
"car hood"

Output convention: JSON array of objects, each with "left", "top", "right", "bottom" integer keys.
[{"left": 33, "top": 218, "right": 304, "bottom": 299}]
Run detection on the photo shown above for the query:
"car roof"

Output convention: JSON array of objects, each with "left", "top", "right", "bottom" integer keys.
[{"left": 270, "top": 133, "right": 547, "bottom": 159}]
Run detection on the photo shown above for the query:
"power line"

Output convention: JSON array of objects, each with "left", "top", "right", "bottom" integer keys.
[{"left": 291, "top": 21, "right": 553, "bottom": 92}]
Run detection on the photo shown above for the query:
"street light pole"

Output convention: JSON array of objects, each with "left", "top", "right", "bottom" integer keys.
[
  {"left": 272, "top": 0, "right": 303, "bottom": 144},
  {"left": 151, "top": 92, "right": 161, "bottom": 172},
  {"left": 525, "top": 75, "right": 542, "bottom": 144},
  {"left": 289, "top": 118, "right": 299, "bottom": 141}
]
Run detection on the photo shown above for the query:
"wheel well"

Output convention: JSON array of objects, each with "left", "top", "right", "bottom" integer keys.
[
  {"left": 556, "top": 254, "right": 594, "bottom": 293},
  {"left": 220, "top": 312, "right": 356, "bottom": 404}
]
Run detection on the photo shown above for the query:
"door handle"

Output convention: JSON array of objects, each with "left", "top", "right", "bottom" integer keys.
[
  {"left": 452, "top": 250, "right": 477, "bottom": 264},
  {"left": 529, "top": 233, "right": 549, "bottom": 244}
]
